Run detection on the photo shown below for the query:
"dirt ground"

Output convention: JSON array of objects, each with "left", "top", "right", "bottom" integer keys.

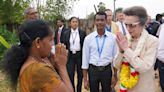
[
  {"left": 0, "top": 70, "right": 162, "bottom": 92},
  {"left": 76, "top": 70, "right": 162, "bottom": 92}
]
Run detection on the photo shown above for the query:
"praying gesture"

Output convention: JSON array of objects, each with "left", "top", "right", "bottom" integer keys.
[
  {"left": 53, "top": 43, "right": 68, "bottom": 68},
  {"left": 116, "top": 32, "right": 128, "bottom": 51}
]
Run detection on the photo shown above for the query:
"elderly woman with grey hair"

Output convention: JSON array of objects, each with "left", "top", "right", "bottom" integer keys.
[{"left": 113, "top": 6, "right": 158, "bottom": 92}]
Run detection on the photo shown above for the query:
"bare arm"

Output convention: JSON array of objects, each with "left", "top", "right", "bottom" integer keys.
[
  {"left": 53, "top": 67, "right": 73, "bottom": 92},
  {"left": 52, "top": 43, "right": 73, "bottom": 92},
  {"left": 83, "top": 69, "right": 89, "bottom": 90}
]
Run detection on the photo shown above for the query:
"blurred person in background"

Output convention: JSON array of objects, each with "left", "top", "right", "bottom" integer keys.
[{"left": 62, "top": 17, "right": 86, "bottom": 92}]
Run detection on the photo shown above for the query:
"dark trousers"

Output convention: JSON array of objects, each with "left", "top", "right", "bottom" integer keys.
[
  {"left": 88, "top": 64, "right": 112, "bottom": 92},
  {"left": 158, "top": 60, "right": 164, "bottom": 92},
  {"left": 154, "top": 59, "right": 159, "bottom": 70},
  {"left": 67, "top": 51, "right": 83, "bottom": 92}
]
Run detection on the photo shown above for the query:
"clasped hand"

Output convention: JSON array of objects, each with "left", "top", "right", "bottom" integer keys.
[
  {"left": 116, "top": 32, "right": 129, "bottom": 52},
  {"left": 52, "top": 43, "right": 68, "bottom": 69}
]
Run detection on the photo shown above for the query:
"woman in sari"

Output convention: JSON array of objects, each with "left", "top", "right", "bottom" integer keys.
[{"left": 3, "top": 20, "right": 73, "bottom": 92}]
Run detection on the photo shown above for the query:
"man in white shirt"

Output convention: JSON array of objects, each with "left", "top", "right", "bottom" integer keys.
[
  {"left": 157, "top": 23, "right": 164, "bottom": 91},
  {"left": 115, "top": 8, "right": 129, "bottom": 36},
  {"left": 82, "top": 12, "right": 118, "bottom": 92}
]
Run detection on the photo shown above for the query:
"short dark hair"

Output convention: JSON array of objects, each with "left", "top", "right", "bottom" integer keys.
[
  {"left": 69, "top": 16, "right": 79, "bottom": 22},
  {"left": 115, "top": 8, "right": 123, "bottom": 14},
  {"left": 57, "top": 19, "right": 65, "bottom": 23},
  {"left": 156, "top": 14, "right": 162, "bottom": 21},
  {"left": 94, "top": 11, "right": 107, "bottom": 20},
  {"left": 124, "top": 6, "right": 148, "bottom": 26}
]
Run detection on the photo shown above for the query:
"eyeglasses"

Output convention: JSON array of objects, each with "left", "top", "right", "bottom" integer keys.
[
  {"left": 125, "top": 22, "right": 140, "bottom": 28},
  {"left": 28, "top": 11, "right": 38, "bottom": 15}
]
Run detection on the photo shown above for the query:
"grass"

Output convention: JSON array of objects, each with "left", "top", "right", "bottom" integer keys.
[{"left": 0, "top": 71, "right": 12, "bottom": 92}]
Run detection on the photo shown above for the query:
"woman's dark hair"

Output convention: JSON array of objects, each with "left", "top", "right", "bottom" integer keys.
[
  {"left": 124, "top": 6, "right": 148, "bottom": 26},
  {"left": 68, "top": 16, "right": 80, "bottom": 28},
  {"left": 2, "top": 20, "right": 51, "bottom": 89},
  {"left": 69, "top": 16, "right": 79, "bottom": 22}
]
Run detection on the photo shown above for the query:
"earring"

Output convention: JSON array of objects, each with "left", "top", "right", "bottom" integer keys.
[{"left": 37, "top": 46, "right": 40, "bottom": 48}]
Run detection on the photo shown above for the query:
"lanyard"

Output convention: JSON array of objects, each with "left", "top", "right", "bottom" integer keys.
[
  {"left": 96, "top": 35, "right": 106, "bottom": 58},
  {"left": 71, "top": 32, "right": 77, "bottom": 45}
]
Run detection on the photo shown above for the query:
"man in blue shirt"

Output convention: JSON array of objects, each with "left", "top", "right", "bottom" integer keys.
[{"left": 82, "top": 12, "right": 118, "bottom": 92}]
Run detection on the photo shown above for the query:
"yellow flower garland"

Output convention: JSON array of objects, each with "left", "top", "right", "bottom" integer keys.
[{"left": 120, "top": 60, "right": 139, "bottom": 89}]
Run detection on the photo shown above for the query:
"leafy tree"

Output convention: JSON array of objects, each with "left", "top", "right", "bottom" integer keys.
[
  {"left": 162, "top": 12, "right": 164, "bottom": 16},
  {"left": 0, "top": 0, "right": 77, "bottom": 25},
  {"left": 86, "top": 12, "right": 95, "bottom": 20},
  {"left": 0, "top": 0, "right": 30, "bottom": 24},
  {"left": 30, "top": 0, "right": 75, "bottom": 21},
  {"left": 0, "top": 35, "right": 11, "bottom": 49},
  {"left": 97, "top": 2, "right": 106, "bottom": 12},
  {"left": 0, "top": 26, "right": 18, "bottom": 69}
]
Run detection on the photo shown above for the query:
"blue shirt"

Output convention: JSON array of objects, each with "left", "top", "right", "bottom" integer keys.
[
  {"left": 82, "top": 30, "right": 118, "bottom": 69},
  {"left": 105, "top": 26, "right": 111, "bottom": 32}
]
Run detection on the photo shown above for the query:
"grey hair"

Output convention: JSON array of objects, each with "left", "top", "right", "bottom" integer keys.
[
  {"left": 24, "top": 7, "right": 35, "bottom": 16},
  {"left": 124, "top": 6, "right": 148, "bottom": 26}
]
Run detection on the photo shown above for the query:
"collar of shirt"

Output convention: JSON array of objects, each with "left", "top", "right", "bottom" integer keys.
[
  {"left": 59, "top": 26, "right": 64, "bottom": 31},
  {"left": 155, "top": 21, "right": 161, "bottom": 25},
  {"left": 71, "top": 28, "right": 78, "bottom": 33},
  {"left": 106, "top": 24, "right": 111, "bottom": 28},
  {"left": 94, "top": 29, "right": 109, "bottom": 38}
]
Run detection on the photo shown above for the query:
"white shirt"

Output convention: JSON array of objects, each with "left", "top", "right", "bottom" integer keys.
[
  {"left": 157, "top": 24, "right": 164, "bottom": 63},
  {"left": 156, "top": 23, "right": 163, "bottom": 37},
  {"left": 116, "top": 21, "right": 129, "bottom": 35},
  {"left": 69, "top": 28, "right": 80, "bottom": 52},
  {"left": 58, "top": 25, "right": 64, "bottom": 35},
  {"left": 82, "top": 30, "right": 118, "bottom": 69}
]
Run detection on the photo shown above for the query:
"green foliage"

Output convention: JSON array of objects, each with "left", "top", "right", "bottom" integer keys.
[
  {"left": 0, "top": 0, "right": 30, "bottom": 24},
  {"left": 0, "top": 26, "right": 18, "bottom": 69},
  {"left": 162, "top": 12, "right": 164, "bottom": 16},
  {"left": 115, "top": 8, "right": 123, "bottom": 13},
  {"left": 86, "top": 12, "right": 95, "bottom": 20},
  {"left": 97, "top": 2, "right": 106, "bottom": 12},
  {"left": 40, "top": 0, "right": 73, "bottom": 21},
  {"left": 0, "top": 0, "right": 78, "bottom": 25},
  {"left": 0, "top": 35, "right": 11, "bottom": 49}
]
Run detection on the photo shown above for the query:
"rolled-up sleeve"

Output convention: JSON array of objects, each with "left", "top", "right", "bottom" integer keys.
[
  {"left": 82, "top": 37, "right": 90, "bottom": 69},
  {"left": 157, "top": 24, "right": 164, "bottom": 63}
]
